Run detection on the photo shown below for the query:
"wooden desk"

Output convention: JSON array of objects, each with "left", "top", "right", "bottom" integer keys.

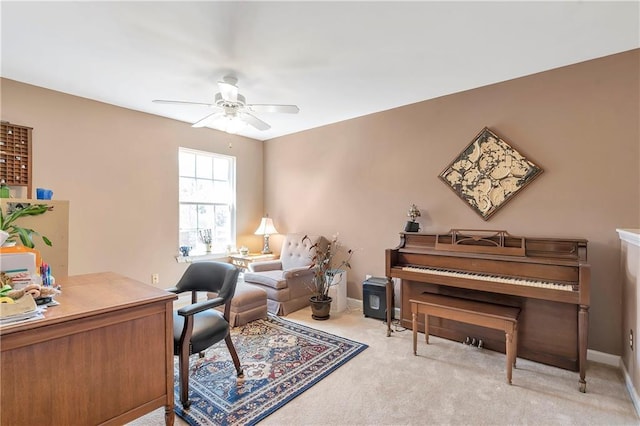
[{"left": 0, "top": 272, "right": 177, "bottom": 426}]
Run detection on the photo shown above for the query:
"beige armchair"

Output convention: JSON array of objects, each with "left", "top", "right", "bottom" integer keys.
[{"left": 243, "top": 233, "right": 326, "bottom": 315}]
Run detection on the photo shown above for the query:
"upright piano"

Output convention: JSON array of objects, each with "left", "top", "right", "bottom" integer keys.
[{"left": 385, "top": 229, "right": 590, "bottom": 392}]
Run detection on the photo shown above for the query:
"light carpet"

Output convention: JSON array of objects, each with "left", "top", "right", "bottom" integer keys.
[
  {"left": 174, "top": 314, "right": 367, "bottom": 425},
  {"left": 133, "top": 305, "right": 639, "bottom": 425}
]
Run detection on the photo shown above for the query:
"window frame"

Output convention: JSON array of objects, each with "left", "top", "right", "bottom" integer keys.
[{"left": 178, "top": 147, "right": 236, "bottom": 256}]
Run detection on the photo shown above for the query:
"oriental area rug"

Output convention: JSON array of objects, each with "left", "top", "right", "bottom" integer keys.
[{"left": 174, "top": 314, "right": 368, "bottom": 426}]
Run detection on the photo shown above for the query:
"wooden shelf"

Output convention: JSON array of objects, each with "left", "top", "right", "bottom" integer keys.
[{"left": 0, "top": 121, "right": 33, "bottom": 198}]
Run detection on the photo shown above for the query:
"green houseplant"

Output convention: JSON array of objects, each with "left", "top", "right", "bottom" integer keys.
[
  {"left": 304, "top": 234, "right": 352, "bottom": 320},
  {"left": 0, "top": 203, "right": 53, "bottom": 248}
]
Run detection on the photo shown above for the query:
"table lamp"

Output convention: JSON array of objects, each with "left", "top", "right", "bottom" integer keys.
[{"left": 254, "top": 215, "right": 278, "bottom": 254}]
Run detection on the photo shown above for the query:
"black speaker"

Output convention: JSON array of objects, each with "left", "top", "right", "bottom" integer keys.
[{"left": 363, "top": 277, "right": 391, "bottom": 320}]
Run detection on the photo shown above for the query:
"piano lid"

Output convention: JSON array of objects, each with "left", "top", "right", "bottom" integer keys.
[{"left": 396, "top": 229, "right": 588, "bottom": 263}]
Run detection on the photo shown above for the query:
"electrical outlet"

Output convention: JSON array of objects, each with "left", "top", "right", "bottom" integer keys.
[{"left": 151, "top": 273, "right": 159, "bottom": 284}]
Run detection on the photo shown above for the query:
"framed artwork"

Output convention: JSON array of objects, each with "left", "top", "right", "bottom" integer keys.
[{"left": 439, "top": 127, "right": 543, "bottom": 220}]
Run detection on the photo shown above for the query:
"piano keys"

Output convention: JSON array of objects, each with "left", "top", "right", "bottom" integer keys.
[
  {"left": 401, "top": 265, "right": 575, "bottom": 291},
  {"left": 385, "top": 229, "right": 590, "bottom": 392}
]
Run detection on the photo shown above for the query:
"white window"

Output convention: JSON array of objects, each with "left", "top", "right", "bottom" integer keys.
[{"left": 178, "top": 147, "right": 236, "bottom": 254}]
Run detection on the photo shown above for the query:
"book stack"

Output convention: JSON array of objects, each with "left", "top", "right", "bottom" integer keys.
[{"left": 0, "top": 294, "right": 44, "bottom": 326}]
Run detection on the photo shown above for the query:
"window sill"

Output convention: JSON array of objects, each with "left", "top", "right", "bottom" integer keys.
[{"left": 175, "top": 253, "right": 229, "bottom": 263}]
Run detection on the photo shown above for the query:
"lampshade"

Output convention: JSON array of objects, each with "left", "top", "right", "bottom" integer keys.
[{"left": 254, "top": 217, "right": 278, "bottom": 236}]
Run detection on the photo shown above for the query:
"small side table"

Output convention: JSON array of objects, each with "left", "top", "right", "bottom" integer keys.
[{"left": 229, "top": 253, "right": 277, "bottom": 270}]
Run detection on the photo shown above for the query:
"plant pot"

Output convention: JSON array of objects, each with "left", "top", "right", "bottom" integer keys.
[
  {"left": 0, "top": 230, "right": 9, "bottom": 246},
  {"left": 309, "top": 296, "right": 332, "bottom": 320}
]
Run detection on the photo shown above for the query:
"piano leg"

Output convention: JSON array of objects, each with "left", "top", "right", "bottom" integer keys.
[
  {"left": 513, "top": 324, "right": 518, "bottom": 369},
  {"left": 505, "top": 323, "right": 517, "bottom": 385},
  {"left": 386, "top": 277, "right": 394, "bottom": 337},
  {"left": 424, "top": 313, "right": 429, "bottom": 344},
  {"left": 506, "top": 331, "right": 513, "bottom": 385},
  {"left": 412, "top": 310, "right": 417, "bottom": 355},
  {"left": 579, "top": 304, "right": 589, "bottom": 393},
  {"left": 411, "top": 306, "right": 429, "bottom": 355}
]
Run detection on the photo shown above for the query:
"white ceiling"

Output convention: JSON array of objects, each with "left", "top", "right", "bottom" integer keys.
[{"left": 1, "top": 1, "right": 639, "bottom": 141}]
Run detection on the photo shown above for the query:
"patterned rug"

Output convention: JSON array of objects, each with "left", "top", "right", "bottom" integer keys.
[{"left": 174, "top": 314, "right": 368, "bottom": 425}]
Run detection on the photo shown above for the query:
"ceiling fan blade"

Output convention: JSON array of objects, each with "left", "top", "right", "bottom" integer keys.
[
  {"left": 218, "top": 79, "right": 238, "bottom": 103},
  {"left": 192, "top": 112, "right": 224, "bottom": 128},
  {"left": 241, "top": 112, "right": 271, "bottom": 131},
  {"left": 247, "top": 104, "right": 300, "bottom": 114},
  {"left": 153, "top": 99, "right": 216, "bottom": 107}
]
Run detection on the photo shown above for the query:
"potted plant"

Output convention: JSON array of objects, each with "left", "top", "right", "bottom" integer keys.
[
  {"left": 304, "top": 234, "right": 352, "bottom": 320},
  {"left": 0, "top": 203, "right": 53, "bottom": 248}
]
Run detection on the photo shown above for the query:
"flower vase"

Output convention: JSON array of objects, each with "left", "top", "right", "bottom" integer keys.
[{"left": 206, "top": 243, "right": 212, "bottom": 254}]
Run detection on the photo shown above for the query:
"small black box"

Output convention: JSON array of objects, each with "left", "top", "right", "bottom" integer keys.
[{"left": 363, "top": 277, "right": 391, "bottom": 320}]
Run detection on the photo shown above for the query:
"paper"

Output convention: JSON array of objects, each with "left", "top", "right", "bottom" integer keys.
[
  {"left": 0, "top": 252, "right": 36, "bottom": 274},
  {"left": 0, "top": 294, "right": 37, "bottom": 318}
]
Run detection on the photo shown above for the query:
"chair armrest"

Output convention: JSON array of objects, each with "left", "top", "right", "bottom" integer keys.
[
  {"left": 283, "top": 266, "right": 314, "bottom": 279},
  {"left": 177, "top": 297, "right": 224, "bottom": 317},
  {"left": 248, "top": 260, "right": 283, "bottom": 272}
]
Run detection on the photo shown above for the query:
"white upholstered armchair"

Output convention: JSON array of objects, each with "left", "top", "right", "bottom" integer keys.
[{"left": 243, "top": 233, "right": 326, "bottom": 315}]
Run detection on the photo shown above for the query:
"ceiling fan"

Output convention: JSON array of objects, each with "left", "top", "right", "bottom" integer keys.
[{"left": 153, "top": 76, "right": 299, "bottom": 132}]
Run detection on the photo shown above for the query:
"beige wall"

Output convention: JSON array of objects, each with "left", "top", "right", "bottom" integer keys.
[
  {"left": 264, "top": 49, "right": 640, "bottom": 355},
  {"left": 1, "top": 78, "right": 266, "bottom": 288}
]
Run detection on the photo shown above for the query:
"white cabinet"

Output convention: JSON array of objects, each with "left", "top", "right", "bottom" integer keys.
[{"left": 617, "top": 228, "right": 640, "bottom": 400}]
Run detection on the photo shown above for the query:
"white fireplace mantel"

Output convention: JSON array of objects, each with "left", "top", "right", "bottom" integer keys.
[{"left": 617, "top": 229, "right": 640, "bottom": 247}]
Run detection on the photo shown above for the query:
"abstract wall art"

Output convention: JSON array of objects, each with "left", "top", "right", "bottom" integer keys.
[{"left": 439, "top": 127, "right": 543, "bottom": 220}]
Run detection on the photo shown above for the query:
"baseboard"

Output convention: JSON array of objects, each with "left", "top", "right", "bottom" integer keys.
[
  {"left": 588, "top": 351, "right": 640, "bottom": 418},
  {"left": 347, "top": 297, "right": 362, "bottom": 311},
  {"left": 621, "top": 360, "right": 640, "bottom": 418},
  {"left": 587, "top": 348, "right": 620, "bottom": 367}
]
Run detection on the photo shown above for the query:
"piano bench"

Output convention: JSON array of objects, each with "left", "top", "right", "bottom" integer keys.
[{"left": 410, "top": 293, "right": 520, "bottom": 385}]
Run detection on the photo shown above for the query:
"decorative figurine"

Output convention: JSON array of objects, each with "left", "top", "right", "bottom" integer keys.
[{"left": 405, "top": 204, "right": 421, "bottom": 232}]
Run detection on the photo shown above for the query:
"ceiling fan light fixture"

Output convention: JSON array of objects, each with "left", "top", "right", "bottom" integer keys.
[
  {"left": 210, "top": 114, "right": 245, "bottom": 134},
  {"left": 154, "top": 75, "right": 299, "bottom": 133},
  {"left": 225, "top": 116, "right": 245, "bottom": 134}
]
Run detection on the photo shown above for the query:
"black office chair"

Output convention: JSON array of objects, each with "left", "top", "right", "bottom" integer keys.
[{"left": 167, "top": 261, "right": 244, "bottom": 408}]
